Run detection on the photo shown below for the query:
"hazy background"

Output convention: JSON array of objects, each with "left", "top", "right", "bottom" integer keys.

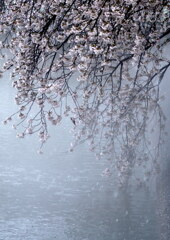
[{"left": 0, "top": 57, "right": 169, "bottom": 240}]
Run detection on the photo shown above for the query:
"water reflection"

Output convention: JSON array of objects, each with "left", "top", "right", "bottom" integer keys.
[{"left": 0, "top": 74, "right": 169, "bottom": 239}]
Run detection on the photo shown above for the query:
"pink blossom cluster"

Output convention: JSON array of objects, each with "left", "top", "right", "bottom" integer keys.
[{"left": 0, "top": 0, "right": 169, "bottom": 183}]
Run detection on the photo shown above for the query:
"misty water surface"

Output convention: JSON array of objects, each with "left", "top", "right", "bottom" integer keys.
[{"left": 0, "top": 67, "right": 169, "bottom": 240}]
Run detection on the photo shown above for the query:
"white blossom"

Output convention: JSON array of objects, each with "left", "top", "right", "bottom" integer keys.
[{"left": 0, "top": 0, "right": 169, "bottom": 184}]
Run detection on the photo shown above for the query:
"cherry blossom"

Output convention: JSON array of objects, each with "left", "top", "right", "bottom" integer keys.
[{"left": 0, "top": 0, "right": 169, "bottom": 184}]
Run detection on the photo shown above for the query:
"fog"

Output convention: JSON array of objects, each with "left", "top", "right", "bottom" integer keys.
[{"left": 0, "top": 62, "right": 169, "bottom": 239}]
